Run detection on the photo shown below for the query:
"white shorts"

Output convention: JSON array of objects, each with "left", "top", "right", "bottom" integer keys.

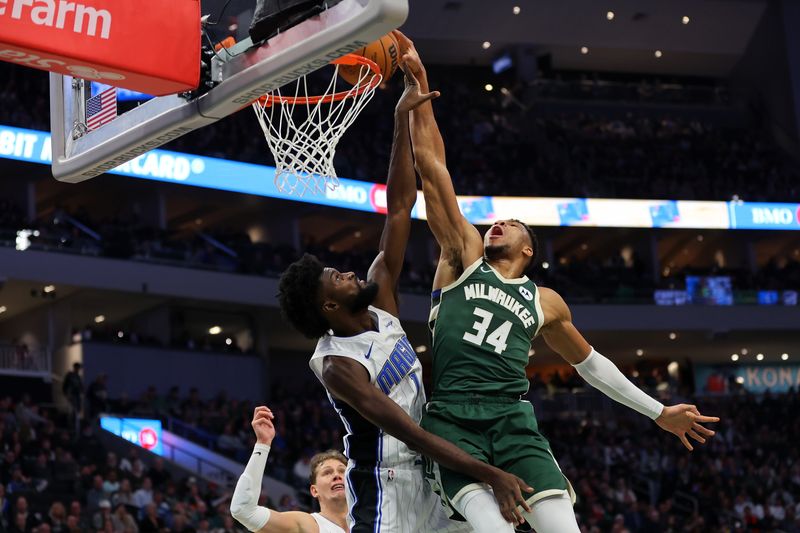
[{"left": 345, "top": 460, "right": 472, "bottom": 533}]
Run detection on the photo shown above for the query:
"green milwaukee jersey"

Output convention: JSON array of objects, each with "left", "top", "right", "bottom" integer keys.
[{"left": 428, "top": 257, "right": 544, "bottom": 396}]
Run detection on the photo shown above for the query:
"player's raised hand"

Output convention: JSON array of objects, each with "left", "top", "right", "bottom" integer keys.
[
  {"left": 486, "top": 468, "right": 534, "bottom": 525},
  {"left": 392, "top": 30, "right": 424, "bottom": 76},
  {"left": 396, "top": 68, "right": 440, "bottom": 113},
  {"left": 251, "top": 406, "right": 276, "bottom": 446},
  {"left": 655, "top": 404, "right": 719, "bottom": 451}
]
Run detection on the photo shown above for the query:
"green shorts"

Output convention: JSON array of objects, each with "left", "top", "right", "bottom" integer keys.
[{"left": 420, "top": 395, "right": 575, "bottom": 515}]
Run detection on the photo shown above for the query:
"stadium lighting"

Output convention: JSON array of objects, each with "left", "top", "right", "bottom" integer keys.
[
  {"left": 756, "top": 353, "right": 764, "bottom": 361},
  {"left": 782, "top": 353, "right": 790, "bottom": 361},
  {"left": 682, "top": 15, "right": 690, "bottom": 24},
  {"left": 94, "top": 315, "right": 106, "bottom": 323},
  {"left": 655, "top": 50, "right": 663, "bottom": 58},
  {"left": 44, "top": 285, "right": 56, "bottom": 293},
  {"left": 209, "top": 326, "right": 222, "bottom": 335},
  {"left": 741, "top": 348, "right": 748, "bottom": 355},
  {"left": 512, "top": 6, "right": 521, "bottom": 15},
  {"left": 0, "top": 306, "right": 6, "bottom": 314},
  {"left": 485, "top": 84, "right": 494, "bottom": 92},
  {"left": 669, "top": 332, "right": 677, "bottom": 340},
  {"left": 580, "top": 46, "right": 589, "bottom": 55},
  {"left": 636, "top": 349, "right": 644, "bottom": 356},
  {"left": 482, "top": 41, "right": 491, "bottom": 50},
  {"left": 736, "top": 376, "right": 745, "bottom": 384},
  {"left": 415, "top": 345, "right": 428, "bottom": 353},
  {"left": 697, "top": 234, "right": 704, "bottom": 242},
  {"left": 225, "top": 338, "right": 233, "bottom": 345},
  {"left": 731, "top": 354, "right": 739, "bottom": 362},
  {"left": 606, "top": 11, "right": 615, "bottom": 20},
  {"left": 542, "top": 261, "right": 550, "bottom": 269},
  {"left": 117, "top": 331, "right": 124, "bottom": 338}
]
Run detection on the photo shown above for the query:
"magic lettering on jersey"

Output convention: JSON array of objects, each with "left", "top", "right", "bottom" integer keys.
[
  {"left": 463, "top": 283, "right": 536, "bottom": 328},
  {"left": 376, "top": 336, "right": 418, "bottom": 394}
]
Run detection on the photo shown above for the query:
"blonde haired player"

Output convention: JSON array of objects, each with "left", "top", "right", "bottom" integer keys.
[{"left": 231, "top": 406, "right": 349, "bottom": 533}]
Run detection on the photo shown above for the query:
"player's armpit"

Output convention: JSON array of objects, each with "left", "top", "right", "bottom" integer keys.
[
  {"left": 538, "top": 287, "right": 592, "bottom": 365},
  {"left": 257, "top": 510, "right": 316, "bottom": 533}
]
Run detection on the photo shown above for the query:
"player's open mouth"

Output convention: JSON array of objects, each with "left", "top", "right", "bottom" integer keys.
[
  {"left": 489, "top": 226, "right": 503, "bottom": 238},
  {"left": 332, "top": 483, "right": 345, "bottom": 492}
]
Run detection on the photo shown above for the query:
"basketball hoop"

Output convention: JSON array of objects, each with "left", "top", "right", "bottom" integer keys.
[{"left": 252, "top": 54, "right": 382, "bottom": 197}]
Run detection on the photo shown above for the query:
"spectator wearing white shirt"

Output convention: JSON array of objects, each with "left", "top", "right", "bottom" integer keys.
[{"left": 132, "top": 477, "right": 154, "bottom": 509}]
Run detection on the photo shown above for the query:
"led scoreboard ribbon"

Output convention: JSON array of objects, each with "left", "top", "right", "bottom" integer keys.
[{"left": 1, "top": 124, "right": 798, "bottom": 231}]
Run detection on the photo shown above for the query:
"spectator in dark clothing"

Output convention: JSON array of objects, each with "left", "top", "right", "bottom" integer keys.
[
  {"left": 138, "top": 503, "right": 164, "bottom": 533},
  {"left": 61, "top": 363, "right": 83, "bottom": 429},
  {"left": 147, "top": 458, "right": 171, "bottom": 490},
  {"left": 86, "top": 374, "right": 108, "bottom": 420}
]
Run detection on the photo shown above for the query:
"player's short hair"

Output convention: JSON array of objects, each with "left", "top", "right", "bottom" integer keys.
[
  {"left": 309, "top": 450, "right": 347, "bottom": 484},
  {"left": 510, "top": 218, "right": 538, "bottom": 265},
  {"left": 277, "top": 254, "right": 330, "bottom": 339}
]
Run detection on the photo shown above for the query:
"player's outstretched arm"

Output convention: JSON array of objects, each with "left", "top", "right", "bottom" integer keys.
[
  {"left": 393, "top": 32, "right": 482, "bottom": 280},
  {"left": 322, "top": 356, "right": 533, "bottom": 525},
  {"left": 230, "top": 406, "right": 318, "bottom": 533},
  {"left": 537, "top": 287, "right": 720, "bottom": 451},
  {"left": 369, "top": 69, "right": 439, "bottom": 317}
]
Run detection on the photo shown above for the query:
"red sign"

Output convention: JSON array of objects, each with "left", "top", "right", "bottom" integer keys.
[
  {"left": 138, "top": 428, "right": 158, "bottom": 450},
  {"left": 0, "top": 0, "right": 200, "bottom": 95}
]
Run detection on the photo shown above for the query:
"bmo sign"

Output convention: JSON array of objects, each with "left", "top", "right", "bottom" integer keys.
[
  {"left": 731, "top": 202, "right": 800, "bottom": 230},
  {"left": 100, "top": 416, "right": 164, "bottom": 456}
]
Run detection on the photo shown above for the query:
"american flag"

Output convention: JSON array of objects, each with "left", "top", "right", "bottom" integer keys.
[{"left": 86, "top": 87, "right": 117, "bottom": 130}]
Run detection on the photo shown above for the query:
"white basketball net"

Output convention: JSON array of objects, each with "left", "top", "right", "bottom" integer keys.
[{"left": 252, "top": 58, "right": 382, "bottom": 197}]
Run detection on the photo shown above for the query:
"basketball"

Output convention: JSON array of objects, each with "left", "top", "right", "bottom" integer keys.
[{"left": 338, "top": 32, "right": 400, "bottom": 86}]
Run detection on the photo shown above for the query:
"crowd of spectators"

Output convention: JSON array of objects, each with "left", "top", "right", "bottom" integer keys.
[
  {"left": 0, "top": 394, "right": 248, "bottom": 532},
  {"left": 2, "top": 62, "right": 800, "bottom": 203},
  {"left": 544, "top": 390, "right": 800, "bottom": 532},
  {"left": 82, "top": 371, "right": 800, "bottom": 533}
]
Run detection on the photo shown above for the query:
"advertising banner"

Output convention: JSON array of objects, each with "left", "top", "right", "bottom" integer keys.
[
  {"left": 1, "top": 123, "right": 799, "bottom": 231},
  {"left": 100, "top": 416, "right": 163, "bottom": 455},
  {"left": 0, "top": 0, "right": 199, "bottom": 95},
  {"left": 695, "top": 364, "right": 800, "bottom": 394}
]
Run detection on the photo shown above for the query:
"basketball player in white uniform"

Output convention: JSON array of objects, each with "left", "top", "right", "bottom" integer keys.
[
  {"left": 231, "top": 406, "right": 348, "bottom": 533},
  {"left": 277, "top": 48, "right": 533, "bottom": 532}
]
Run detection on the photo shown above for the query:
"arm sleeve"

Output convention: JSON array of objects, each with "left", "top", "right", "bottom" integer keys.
[
  {"left": 572, "top": 348, "right": 664, "bottom": 420},
  {"left": 230, "top": 444, "right": 272, "bottom": 531}
]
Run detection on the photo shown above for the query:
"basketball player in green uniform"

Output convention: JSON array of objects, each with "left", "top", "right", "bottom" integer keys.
[{"left": 395, "top": 33, "right": 720, "bottom": 533}]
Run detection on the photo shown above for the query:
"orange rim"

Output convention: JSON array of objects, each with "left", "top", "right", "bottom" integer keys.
[{"left": 255, "top": 54, "right": 381, "bottom": 107}]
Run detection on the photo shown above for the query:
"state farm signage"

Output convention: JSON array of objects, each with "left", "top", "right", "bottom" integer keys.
[
  {"left": 0, "top": 0, "right": 200, "bottom": 95},
  {"left": 0, "top": 0, "right": 112, "bottom": 39}
]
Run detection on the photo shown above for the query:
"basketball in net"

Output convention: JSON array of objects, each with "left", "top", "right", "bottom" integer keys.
[{"left": 252, "top": 32, "right": 401, "bottom": 197}]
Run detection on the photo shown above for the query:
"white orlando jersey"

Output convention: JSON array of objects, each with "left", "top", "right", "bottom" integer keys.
[
  {"left": 311, "top": 512, "right": 346, "bottom": 533},
  {"left": 309, "top": 306, "right": 426, "bottom": 467}
]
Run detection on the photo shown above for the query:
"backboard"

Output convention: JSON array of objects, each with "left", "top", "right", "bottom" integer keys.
[{"left": 49, "top": 0, "right": 408, "bottom": 183}]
